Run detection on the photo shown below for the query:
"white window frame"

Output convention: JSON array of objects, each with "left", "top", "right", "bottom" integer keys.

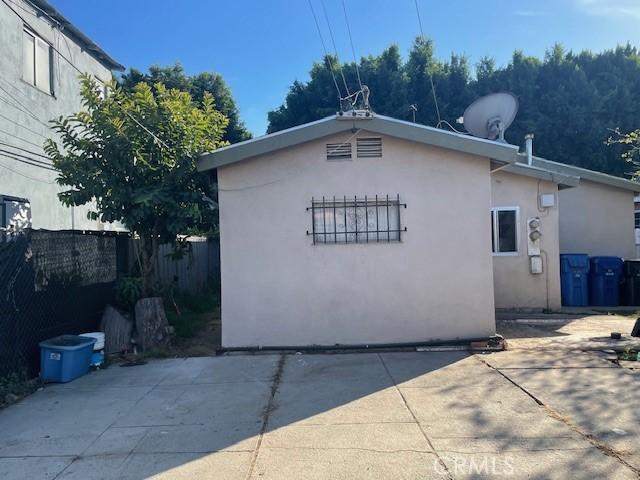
[
  {"left": 491, "top": 206, "right": 520, "bottom": 256},
  {"left": 22, "top": 27, "right": 54, "bottom": 96}
]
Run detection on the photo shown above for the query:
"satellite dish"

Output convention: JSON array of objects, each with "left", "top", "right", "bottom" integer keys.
[{"left": 463, "top": 92, "right": 518, "bottom": 142}]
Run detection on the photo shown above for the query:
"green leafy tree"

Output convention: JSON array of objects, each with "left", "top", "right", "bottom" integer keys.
[
  {"left": 120, "top": 63, "right": 250, "bottom": 144},
  {"left": 45, "top": 75, "right": 228, "bottom": 296},
  {"left": 267, "top": 38, "right": 640, "bottom": 178}
]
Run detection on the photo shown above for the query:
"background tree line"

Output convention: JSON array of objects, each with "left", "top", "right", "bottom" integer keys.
[{"left": 268, "top": 38, "right": 640, "bottom": 177}]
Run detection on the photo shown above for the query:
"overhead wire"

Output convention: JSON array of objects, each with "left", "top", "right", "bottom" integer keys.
[
  {"left": 0, "top": 111, "right": 50, "bottom": 140},
  {"left": 0, "top": 142, "right": 52, "bottom": 163},
  {"left": 341, "top": 0, "right": 363, "bottom": 92},
  {"left": 307, "top": 0, "right": 343, "bottom": 106},
  {"left": 413, "top": 0, "right": 442, "bottom": 126},
  {"left": 0, "top": 150, "right": 57, "bottom": 172},
  {"left": 0, "top": 158, "right": 56, "bottom": 183},
  {"left": 1, "top": 0, "right": 169, "bottom": 150},
  {"left": 320, "top": 0, "right": 351, "bottom": 98},
  {"left": 0, "top": 84, "right": 52, "bottom": 130}
]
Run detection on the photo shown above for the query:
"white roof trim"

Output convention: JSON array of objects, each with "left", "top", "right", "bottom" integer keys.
[
  {"left": 197, "top": 114, "right": 519, "bottom": 172},
  {"left": 530, "top": 156, "right": 640, "bottom": 192},
  {"left": 503, "top": 160, "right": 580, "bottom": 188}
]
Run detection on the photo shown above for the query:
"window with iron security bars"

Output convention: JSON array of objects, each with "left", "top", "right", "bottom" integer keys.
[
  {"left": 326, "top": 142, "right": 352, "bottom": 160},
  {"left": 357, "top": 137, "right": 382, "bottom": 157},
  {"left": 307, "top": 195, "right": 407, "bottom": 244}
]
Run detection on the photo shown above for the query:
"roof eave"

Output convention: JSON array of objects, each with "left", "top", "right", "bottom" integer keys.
[
  {"left": 531, "top": 157, "right": 640, "bottom": 192},
  {"left": 197, "top": 114, "right": 519, "bottom": 172},
  {"left": 29, "top": 0, "right": 124, "bottom": 71},
  {"left": 503, "top": 160, "right": 580, "bottom": 188}
]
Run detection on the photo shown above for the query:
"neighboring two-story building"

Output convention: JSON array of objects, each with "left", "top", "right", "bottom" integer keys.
[{"left": 0, "top": 0, "right": 124, "bottom": 231}]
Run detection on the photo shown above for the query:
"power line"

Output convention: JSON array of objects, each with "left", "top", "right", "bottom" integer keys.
[
  {"left": 0, "top": 125, "right": 47, "bottom": 151},
  {"left": 341, "top": 0, "right": 363, "bottom": 92},
  {"left": 0, "top": 84, "right": 52, "bottom": 130},
  {"left": 307, "top": 0, "right": 343, "bottom": 106},
  {"left": 413, "top": 0, "right": 441, "bottom": 125},
  {"left": 0, "top": 111, "right": 50, "bottom": 140},
  {"left": 0, "top": 143, "right": 52, "bottom": 164},
  {"left": 320, "top": 0, "right": 351, "bottom": 98},
  {"left": 0, "top": 157, "right": 56, "bottom": 183},
  {"left": 0, "top": 147, "right": 56, "bottom": 169},
  {"left": 0, "top": 150, "right": 57, "bottom": 172}
]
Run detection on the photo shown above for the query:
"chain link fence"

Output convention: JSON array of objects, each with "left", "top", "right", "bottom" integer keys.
[{"left": 0, "top": 229, "right": 120, "bottom": 378}]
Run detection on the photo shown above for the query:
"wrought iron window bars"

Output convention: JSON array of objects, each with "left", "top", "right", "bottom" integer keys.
[{"left": 306, "top": 194, "right": 407, "bottom": 244}]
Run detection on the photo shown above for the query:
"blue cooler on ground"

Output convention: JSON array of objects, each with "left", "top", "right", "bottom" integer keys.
[
  {"left": 39, "top": 335, "right": 96, "bottom": 382},
  {"left": 560, "top": 254, "right": 590, "bottom": 306},
  {"left": 588, "top": 256, "right": 623, "bottom": 307}
]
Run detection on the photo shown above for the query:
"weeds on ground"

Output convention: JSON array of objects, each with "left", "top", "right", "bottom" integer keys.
[
  {"left": 165, "top": 285, "right": 220, "bottom": 338},
  {"left": 0, "top": 370, "right": 42, "bottom": 409}
]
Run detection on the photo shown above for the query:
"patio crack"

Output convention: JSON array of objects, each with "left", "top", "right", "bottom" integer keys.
[
  {"left": 378, "top": 353, "right": 453, "bottom": 480},
  {"left": 244, "top": 353, "right": 286, "bottom": 480},
  {"left": 474, "top": 355, "right": 640, "bottom": 476}
]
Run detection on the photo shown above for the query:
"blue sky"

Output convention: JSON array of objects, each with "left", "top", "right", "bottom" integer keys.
[{"left": 51, "top": 0, "right": 640, "bottom": 136}]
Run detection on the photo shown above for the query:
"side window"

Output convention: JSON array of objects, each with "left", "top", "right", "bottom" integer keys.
[
  {"left": 22, "top": 28, "right": 53, "bottom": 95},
  {"left": 491, "top": 207, "right": 518, "bottom": 254},
  {"left": 1, "top": 196, "right": 32, "bottom": 230}
]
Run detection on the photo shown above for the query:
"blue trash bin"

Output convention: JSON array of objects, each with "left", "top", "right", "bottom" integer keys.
[
  {"left": 560, "top": 254, "right": 590, "bottom": 306},
  {"left": 39, "top": 335, "right": 96, "bottom": 383},
  {"left": 588, "top": 256, "right": 623, "bottom": 307}
]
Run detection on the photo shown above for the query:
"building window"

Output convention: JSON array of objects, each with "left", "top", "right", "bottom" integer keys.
[
  {"left": 22, "top": 29, "right": 53, "bottom": 95},
  {"left": 635, "top": 210, "right": 640, "bottom": 229},
  {"left": 1, "top": 195, "right": 31, "bottom": 230},
  {"left": 307, "top": 195, "right": 406, "bottom": 244},
  {"left": 491, "top": 207, "right": 519, "bottom": 255}
]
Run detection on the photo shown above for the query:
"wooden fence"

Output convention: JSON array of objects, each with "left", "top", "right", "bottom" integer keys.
[{"left": 122, "top": 237, "right": 220, "bottom": 293}]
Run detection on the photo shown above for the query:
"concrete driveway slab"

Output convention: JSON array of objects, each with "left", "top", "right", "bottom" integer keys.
[
  {"left": 250, "top": 448, "right": 447, "bottom": 480},
  {"left": 482, "top": 349, "right": 618, "bottom": 369},
  {"left": 380, "top": 351, "right": 507, "bottom": 389},
  {"left": 269, "top": 381, "right": 412, "bottom": 427},
  {"left": 0, "top": 385, "right": 151, "bottom": 456},
  {"left": 262, "top": 423, "right": 432, "bottom": 452},
  {"left": 113, "top": 381, "right": 271, "bottom": 427},
  {"left": 437, "top": 447, "right": 638, "bottom": 480},
  {"left": 133, "top": 424, "right": 259, "bottom": 453},
  {"left": 57, "top": 452, "right": 253, "bottom": 480},
  {"left": 0, "top": 456, "right": 72, "bottom": 480},
  {"left": 282, "top": 352, "right": 391, "bottom": 384},
  {"left": 1, "top": 351, "right": 639, "bottom": 479}
]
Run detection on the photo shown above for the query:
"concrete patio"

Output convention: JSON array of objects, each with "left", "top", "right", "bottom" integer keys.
[{"left": 0, "top": 347, "right": 639, "bottom": 479}]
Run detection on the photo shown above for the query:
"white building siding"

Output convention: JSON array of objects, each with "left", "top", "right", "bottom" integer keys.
[{"left": 217, "top": 131, "right": 496, "bottom": 347}]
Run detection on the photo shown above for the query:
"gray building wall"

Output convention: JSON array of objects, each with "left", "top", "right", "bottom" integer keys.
[
  {"left": 217, "top": 131, "right": 497, "bottom": 348},
  {"left": 0, "top": 0, "right": 122, "bottom": 231},
  {"left": 559, "top": 180, "right": 636, "bottom": 259},
  {"left": 491, "top": 171, "right": 562, "bottom": 311}
]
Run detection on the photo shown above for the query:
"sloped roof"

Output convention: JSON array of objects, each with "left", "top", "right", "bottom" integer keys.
[
  {"left": 30, "top": 0, "right": 124, "bottom": 71},
  {"left": 197, "top": 113, "right": 520, "bottom": 172},
  {"left": 502, "top": 161, "right": 580, "bottom": 188},
  {"left": 529, "top": 156, "right": 640, "bottom": 192}
]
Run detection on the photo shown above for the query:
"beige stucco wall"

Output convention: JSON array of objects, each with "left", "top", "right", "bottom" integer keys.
[
  {"left": 491, "top": 171, "right": 561, "bottom": 311},
  {"left": 559, "top": 180, "right": 636, "bottom": 259},
  {"left": 217, "top": 131, "right": 496, "bottom": 348}
]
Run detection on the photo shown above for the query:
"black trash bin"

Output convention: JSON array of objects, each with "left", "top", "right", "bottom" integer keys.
[{"left": 621, "top": 260, "right": 640, "bottom": 306}]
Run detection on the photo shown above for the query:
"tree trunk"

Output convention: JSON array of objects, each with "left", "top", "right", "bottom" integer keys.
[
  {"left": 134, "top": 297, "right": 172, "bottom": 351},
  {"left": 139, "top": 230, "right": 158, "bottom": 297}
]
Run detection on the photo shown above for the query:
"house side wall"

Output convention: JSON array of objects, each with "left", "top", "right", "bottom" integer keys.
[
  {"left": 0, "top": 0, "right": 121, "bottom": 231},
  {"left": 217, "top": 131, "right": 496, "bottom": 348},
  {"left": 559, "top": 180, "right": 635, "bottom": 258},
  {"left": 491, "top": 171, "right": 561, "bottom": 310}
]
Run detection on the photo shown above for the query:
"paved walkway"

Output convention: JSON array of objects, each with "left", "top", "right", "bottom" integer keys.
[{"left": 0, "top": 350, "right": 638, "bottom": 479}]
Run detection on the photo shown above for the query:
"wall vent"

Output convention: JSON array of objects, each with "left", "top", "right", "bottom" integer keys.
[
  {"left": 357, "top": 137, "right": 383, "bottom": 157},
  {"left": 326, "top": 142, "right": 352, "bottom": 160}
]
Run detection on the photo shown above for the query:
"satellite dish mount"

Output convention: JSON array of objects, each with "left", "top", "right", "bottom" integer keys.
[{"left": 463, "top": 93, "right": 518, "bottom": 142}]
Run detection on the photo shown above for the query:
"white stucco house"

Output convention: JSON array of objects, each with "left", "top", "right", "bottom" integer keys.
[{"left": 198, "top": 112, "right": 640, "bottom": 349}]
